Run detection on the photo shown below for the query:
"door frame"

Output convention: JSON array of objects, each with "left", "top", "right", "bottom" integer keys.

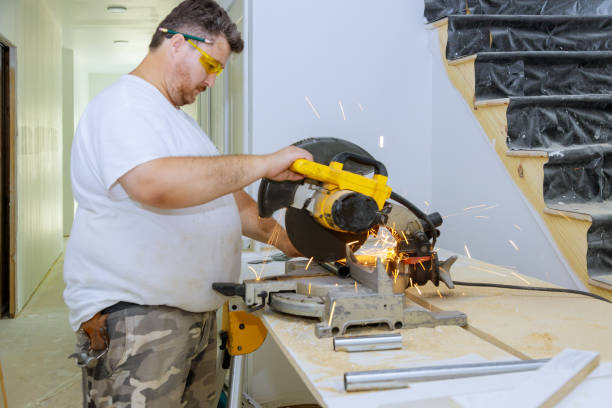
[{"left": 0, "top": 33, "right": 17, "bottom": 318}]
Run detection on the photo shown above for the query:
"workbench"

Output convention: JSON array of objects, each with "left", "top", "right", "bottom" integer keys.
[{"left": 239, "top": 250, "right": 612, "bottom": 407}]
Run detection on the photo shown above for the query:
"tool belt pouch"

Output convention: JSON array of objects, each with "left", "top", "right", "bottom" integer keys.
[{"left": 81, "top": 311, "right": 109, "bottom": 351}]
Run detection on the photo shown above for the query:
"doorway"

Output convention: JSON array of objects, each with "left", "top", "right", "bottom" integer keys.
[{"left": 0, "top": 38, "right": 16, "bottom": 317}]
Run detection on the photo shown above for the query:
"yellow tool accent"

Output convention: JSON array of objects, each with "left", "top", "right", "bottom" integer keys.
[
  {"left": 290, "top": 159, "right": 392, "bottom": 209},
  {"left": 222, "top": 302, "right": 267, "bottom": 356}
]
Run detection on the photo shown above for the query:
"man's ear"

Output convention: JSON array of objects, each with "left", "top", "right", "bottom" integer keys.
[{"left": 167, "top": 34, "right": 185, "bottom": 56}]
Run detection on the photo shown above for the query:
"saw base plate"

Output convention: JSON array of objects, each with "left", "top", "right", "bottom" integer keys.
[{"left": 267, "top": 256, "right": 467, "bottom": 338}]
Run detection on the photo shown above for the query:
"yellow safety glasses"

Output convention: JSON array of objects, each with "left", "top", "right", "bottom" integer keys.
[
  {"left": 186, "top": 39, "right": 223, "bottom": 75},
  {"left": 159, "top": 27, "right": 224, "bottom": 75}
]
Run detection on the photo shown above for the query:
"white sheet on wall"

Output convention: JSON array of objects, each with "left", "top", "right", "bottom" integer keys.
[
  {"left": 244, "top": 0, "right": 582, "bottom": 289},
  {"left": 250, "top": 0, "right": 433, "bottom": 206}
]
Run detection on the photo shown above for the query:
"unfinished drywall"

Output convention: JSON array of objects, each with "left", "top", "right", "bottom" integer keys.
[
  {"left": 249, "top": 0, "right": 434, "bottom": 206},
  {"left": 0, "top": 0, "right": 64, "bottom": 312},
  {"left": 243, "top": 0, "right": 582, "bottom": 289}
]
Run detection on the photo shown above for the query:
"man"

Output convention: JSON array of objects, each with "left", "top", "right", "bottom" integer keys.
[{"left": 63, "top": 1, "right": 312, "bottom": 406}]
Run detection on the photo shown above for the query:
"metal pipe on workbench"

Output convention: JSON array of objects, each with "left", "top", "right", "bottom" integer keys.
[
  {"left": 344, "top": 359, "right": 549, "bottom": 392},
  {"left": 334, "top": 333, "right": 402, "bottom": 352}
]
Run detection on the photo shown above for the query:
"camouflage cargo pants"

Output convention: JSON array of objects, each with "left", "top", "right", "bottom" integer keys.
[{"left": 75, "top": 305, "right": 220, "bottom": 408}]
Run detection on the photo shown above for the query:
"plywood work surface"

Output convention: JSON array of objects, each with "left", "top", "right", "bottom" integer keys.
[
  {"left": 409, "top": 250, "right": 612, "bottom": 362},
  {"left": 257, "top": 251, "right": 612, "bottom": 406},
  {"left": 260, "top": 309, "right": 514, "bottom": 408}
]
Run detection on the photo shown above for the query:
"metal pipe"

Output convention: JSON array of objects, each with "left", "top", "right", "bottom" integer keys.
[
  {"left": 227, "top": 355, "right": 244, "bottom": 408},
  {"left": 334, "top": 333, "right": 402, "bottom": 352},
  {"left": 344, "top": 359, "right": 549, "bottom": 392}
]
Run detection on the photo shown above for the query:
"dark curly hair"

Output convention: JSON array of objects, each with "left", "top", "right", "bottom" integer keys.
[{"left": 149, "top": 0, "right": 243, "bottom": 52}]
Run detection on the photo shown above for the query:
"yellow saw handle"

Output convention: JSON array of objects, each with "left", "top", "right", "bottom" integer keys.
[{"left": 290, "top": 158, "right": 392, "bottom": 209}]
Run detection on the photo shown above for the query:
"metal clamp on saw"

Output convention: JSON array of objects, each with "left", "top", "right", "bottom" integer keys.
[{"left": 215, "top": 137, "right": 466, "bottom": 337}]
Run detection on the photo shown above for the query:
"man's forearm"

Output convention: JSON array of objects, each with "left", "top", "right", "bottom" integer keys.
[
  {"left": 120, "top": 155, "right": 267, "bottom": 209},
  {"left": 233, "top": 190, "right": 277, "bottom": 242},
  {"left": 233, "top": 190, "right": 300, "bottom": 257}
]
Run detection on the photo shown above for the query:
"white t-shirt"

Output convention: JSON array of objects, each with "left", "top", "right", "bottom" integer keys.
[{"left": 63, "top": 75, "right": 242, "bottom": 331}]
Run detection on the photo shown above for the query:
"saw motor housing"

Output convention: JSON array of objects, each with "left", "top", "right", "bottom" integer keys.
[{"left": 290, "top": 152, "right": 391, "bottom": 233}]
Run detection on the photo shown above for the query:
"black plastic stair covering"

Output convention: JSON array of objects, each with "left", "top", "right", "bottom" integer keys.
[
  {"left": 543, "top": 145, "right": 612, "bottom": 285},
  {"left": 543, "top": 145, "right": 612, "bottom": 203},
  {"left": 447, "top": 15, "right": 612, "bottom": 61},
  {"left": 588, "top": 214, "right": 612, "bottom": 285},
  {"left": 425, "top": 0, "right": 612, "bottom": 23},
  {"left": 506, "top": 96, "right": 612, "bottom": 150},
  {"left": 474, "top": 52, "right": 612, "bottom": 101}
]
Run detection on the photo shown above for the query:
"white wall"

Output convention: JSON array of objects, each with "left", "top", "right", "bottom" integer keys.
[
  {"left": 62, "top": 48, "right": 74, "bottom": 236},
  {"left": 238, "top": 0, "right": 582, "bottom": 289},
  {"left": 249, "top": 0, "right": 433, "bottom": 205},
  {"left": 428, "top": 29, "right": 583, "bottom": 289},
  {"left": 0, "top": 0, "right": 64, "bottom": 312}
]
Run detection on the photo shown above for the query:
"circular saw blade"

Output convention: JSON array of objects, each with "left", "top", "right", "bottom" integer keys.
[
  {"left": 286, "top": 207, "right": 368, "bottom": 262},
  {"left": 282, "top": 138, "right": 376, "bottom": 262}
]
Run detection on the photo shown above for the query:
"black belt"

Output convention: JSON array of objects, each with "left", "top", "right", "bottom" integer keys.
[{"left": 101, "top": 301, "right": 140, "bottom": 315}]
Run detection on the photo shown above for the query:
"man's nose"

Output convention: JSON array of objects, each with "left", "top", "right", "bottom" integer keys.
[{"left": 204, "top": 73, "right": 217, "bottom": 88}]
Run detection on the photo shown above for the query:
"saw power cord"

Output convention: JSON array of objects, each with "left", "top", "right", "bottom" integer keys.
[{"left": 452, "top": 281, "right": 612, "bottom": 303}]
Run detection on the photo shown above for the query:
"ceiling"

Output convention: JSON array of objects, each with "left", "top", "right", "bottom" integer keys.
[{"left": 45, "top": 0, "right": 184, "bottom": 72}]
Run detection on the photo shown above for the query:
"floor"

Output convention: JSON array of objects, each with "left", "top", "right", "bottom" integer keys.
[{"left": 0, "top": 253, "right": 82, "bottom": 407}]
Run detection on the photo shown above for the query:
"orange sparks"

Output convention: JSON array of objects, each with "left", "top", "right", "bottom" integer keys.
[
  {"left": 464, "top": 243, "right": 472, "bottom": 258},
  {"left": 379, "top": 135, "right": 384, "bottom": 148},
  {"left": 436, "top": 289, "right": 443, "bottom": 299},
  {"left": 304, "top": 96, "right": 321, "bottom": 119},
  {"left": 347, "top": 240, "right": 359, "bottom": 246},
  {"left": 463, "top": 204, "right": 487, "bottom": 211},
  {"left": 555, "top": 210, "right": 572, "bottom": 222},
  {"left": 484, "top": 204, "right": 499, "bottom": 210},
  {"left": 508, "top": 240, "right": 519, "bottom": 252},
  {"left": 401, "top": 231, "right": 409, "bottom": 243},
  {"left": 328, "top": 301, "right": 337, "bottom": 326},
  {"left": 266, "top": 223, "right": 281, "bottom": 247},
  {"left": 419, "top": 261, "right": 425, "bottom": 270},
  {"left": 248, "top": 265, "right": 260, "bottom": 281},
  {"left": 414, "top": 283, "right": 422, "bottom": 295},
  {"left": 409, "top": 277, "right": 414, "bottom": 287},
  {"left": 511, "top": 272, "right": 531, "bottom": 285},
  {"left": 473, "top": 266, "right": 506, "bottom": 277},
  {"left": 308, "top": 282, "right": 312, "bottom": 296},
  {"left": 338, "top": 100, "right": 346, "bottom": 121},
  {"left": 354, "top": 281, "right": 358, "bottom": 293},
  {"left": 475, "top": 215, "right": 489, "bottom": 219},
  {"left": 305, "top": 257, "right": 314, "bottom": 271}
]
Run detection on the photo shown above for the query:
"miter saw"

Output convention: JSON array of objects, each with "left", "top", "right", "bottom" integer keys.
[{"left": 214, "top": 138, "right": 466, "bottom": 338}]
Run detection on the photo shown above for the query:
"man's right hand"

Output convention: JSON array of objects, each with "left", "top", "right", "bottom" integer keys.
[{"left": 263, "top": 146, "right": 314, "bottom": 182}]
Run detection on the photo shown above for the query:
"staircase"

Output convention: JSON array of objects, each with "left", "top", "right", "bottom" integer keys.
[{"left": 425, "top": 0, "right": 612, "bottom": 299}]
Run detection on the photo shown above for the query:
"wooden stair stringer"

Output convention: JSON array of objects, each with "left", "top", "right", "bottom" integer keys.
[{"left": 436, "top": 21, "right": 612, "bottom": 299}]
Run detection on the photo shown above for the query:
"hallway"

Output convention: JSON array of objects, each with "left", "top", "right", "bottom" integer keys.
[{"left": 0, "top": 252, "right": 81, "bottom": 407}]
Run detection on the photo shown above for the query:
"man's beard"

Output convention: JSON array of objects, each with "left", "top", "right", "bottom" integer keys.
[{"left": 173, "top": 66, "right": 196, "bottom": 106}]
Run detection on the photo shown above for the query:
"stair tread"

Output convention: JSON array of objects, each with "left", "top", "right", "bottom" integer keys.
[
  {"left": 546, "top": 202, "right": 612, "bottom": 218},
  {"left": 449, "top": 14, "right": 612, "bottom": 22},
  {"left": 477, "top": 51, "right": 612, "bottom": 59}
]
